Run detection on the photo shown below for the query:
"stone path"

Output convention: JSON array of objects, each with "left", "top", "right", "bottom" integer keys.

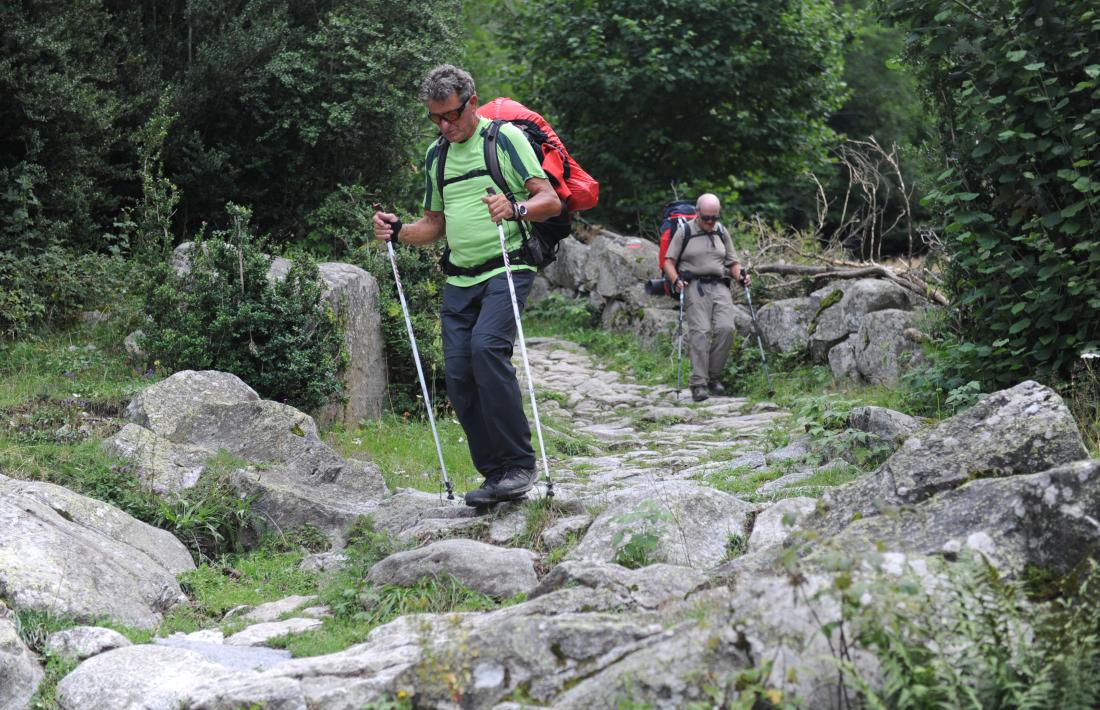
[{"left": 517, "top": 337, "right": 790, "bottom": 501}]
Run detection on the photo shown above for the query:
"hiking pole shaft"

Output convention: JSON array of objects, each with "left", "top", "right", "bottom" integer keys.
[
  {"left": 486, "top": 188, "right": 554, "bottom": 498},
  {"left": 742, "top": 282, "right": 773, "bottom": 394},
  {"left": 377, "top": 207, "right": 453, "bottom": 499}
]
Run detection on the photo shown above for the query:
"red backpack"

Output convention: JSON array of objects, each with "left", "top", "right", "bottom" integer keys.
[{"left": 476, "top": 98, "right": 599, "bottom": 212}]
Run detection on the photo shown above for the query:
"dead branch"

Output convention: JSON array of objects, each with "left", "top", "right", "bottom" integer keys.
[{"left": 752, "top": 262, "right": 949, "bottom": 306}]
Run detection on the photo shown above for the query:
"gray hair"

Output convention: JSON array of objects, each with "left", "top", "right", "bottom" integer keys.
[{"left": 418, "top": 64, "right": 476, "bottom": 103}]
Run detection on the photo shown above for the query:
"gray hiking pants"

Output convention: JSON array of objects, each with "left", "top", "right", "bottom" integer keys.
[{"left": 683, "top": 279, "right": 736, "bottom": 387}]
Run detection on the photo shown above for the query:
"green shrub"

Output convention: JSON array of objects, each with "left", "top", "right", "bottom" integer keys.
[
  {"left": 140, "top": 203, "right": 347, "bottom": 412},
  {"left": 884, "top": 0, "right": 1100, "bottom": 387}
]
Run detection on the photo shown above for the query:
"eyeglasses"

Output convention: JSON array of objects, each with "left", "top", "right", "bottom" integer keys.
[
  {"left": 699, "top": 214, "right": 719, "bottom": 223},
  {"left": 428, "top": 95, "right": 471, "bottom": 125}
]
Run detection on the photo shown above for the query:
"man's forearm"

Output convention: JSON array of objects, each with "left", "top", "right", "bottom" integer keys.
[{"left": 396, "top": 213, "right": 445, "bottom": 245}]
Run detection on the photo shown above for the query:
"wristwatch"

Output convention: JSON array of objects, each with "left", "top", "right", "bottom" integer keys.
[{"left": 513, "top": 202, "right": 528, "bottom": 221}]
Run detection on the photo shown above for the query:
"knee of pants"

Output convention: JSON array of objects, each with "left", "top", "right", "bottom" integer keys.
[
  {"left": 713, "top": 324, "right": 734, "bottom": 340},
  {"left": 469, "top": 331, "right": 511, "bottom": 361}
]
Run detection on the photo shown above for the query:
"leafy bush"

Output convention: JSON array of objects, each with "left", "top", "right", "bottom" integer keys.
[
  {"left": 884, "top": 0, "right": 1100, "bottom": 386},
  {"left": 834, "top": 556, "right": 1100, "bottom": 709},
  {"left": 140, "top": 203, "right": 347, "bottom": 412}
]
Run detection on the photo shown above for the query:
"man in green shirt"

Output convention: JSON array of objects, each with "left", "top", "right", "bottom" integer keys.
[
  {"left": 662, "top": 194, "right": 749, "bottom": 402},
  {"left": 373, "top": 64, "right": 561, "bottom": 505}
]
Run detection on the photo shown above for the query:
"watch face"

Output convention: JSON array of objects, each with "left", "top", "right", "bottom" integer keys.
[{"left": 517, "top": 204, "right": 528, "bottom": 217}]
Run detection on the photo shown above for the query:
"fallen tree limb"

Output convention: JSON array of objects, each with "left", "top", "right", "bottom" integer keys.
[{"left": 752, "top": 262, "right": 949, "bottom": 306}]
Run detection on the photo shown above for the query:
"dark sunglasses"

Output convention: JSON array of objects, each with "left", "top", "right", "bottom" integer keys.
[
  {"left": 428, "top": 95, "right": 471, "bottom": 125},
  {"left": 699, "top": 214, "right": 719, "bottom": 223}
]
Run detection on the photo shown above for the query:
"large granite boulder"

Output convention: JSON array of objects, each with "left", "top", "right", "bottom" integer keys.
[
  {"left": 808, "top": 279, "right": 914, "bottom": 362},
  {"left": 756, "top": 297, "right": 816, "bottom": 354},
  {"left": 583, "top": 233, "right": 667, "bottom": 310},
  {"left": 313, "top": 262, "right": 387, "bottom": 426},
  {"left": 367, "top": 539, "right": 539, "bottom": 599},
  {"left": 809, "top": 380, "right": 1088, "bottom": 539},
  {"left": 1, "top": 614, "right": 43, "bottom": 709},
  {"left": 542, "top": 235, "right": 591, "bottom": 293},
  {"left": 567, "top": 482, "right": 754, "bottom": 569},
  {"left": 117, "top": 370, "right": 387, "bottom": 545},
  {"left": 0, "top": 475, "right": 193, "bottom": 629},
  {"left": 825, "top": 459, "right": 1100, "bottom": 577},
  {"left": 850, "top": 308, "right": 925, "bottom": 385}
]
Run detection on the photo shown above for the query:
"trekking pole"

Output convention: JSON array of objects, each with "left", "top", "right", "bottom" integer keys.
[
  {"left": 675, "top": 286, "right": 685, "bottom": 400},
  {"left": 486, "top": 188, "right": 554, "bottom": 498},
  {"left": 741, "top": 274, "right": 774, "bottom": 396},
  {"left": 374, "top": 205, "right": 454, "bottom": 500}
]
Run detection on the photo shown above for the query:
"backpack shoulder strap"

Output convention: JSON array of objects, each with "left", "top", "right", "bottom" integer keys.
[
  {"left": 674, "top": 218, "right": 697, "bottom": 269},
  {"left": 482, "top": 120, "right": 511, "bottom": 197},
  {"left": 435, "top": 135, "right": 450, "bottom": 205}
]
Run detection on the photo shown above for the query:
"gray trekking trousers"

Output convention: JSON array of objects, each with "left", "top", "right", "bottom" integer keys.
[{"left": 683, "top": 280, "right": 736, "bottom": 388}]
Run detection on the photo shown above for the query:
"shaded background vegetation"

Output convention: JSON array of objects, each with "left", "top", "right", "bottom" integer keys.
[{"left": 1, "top": 0, "right": 1097, "bottom": 399}]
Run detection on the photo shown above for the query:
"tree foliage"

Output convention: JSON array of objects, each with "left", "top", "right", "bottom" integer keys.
[
  {"left": 508, "top": 0, "right": 846, "bottom": 231},
  {"left": 883, "top": 0, "right": 1100, "bottom": 385}
]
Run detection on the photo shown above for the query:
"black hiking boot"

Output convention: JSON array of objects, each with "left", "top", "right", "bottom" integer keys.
[
  {"left": 492, "top": 467, "right": 538, "bottom": 500},
  {"left": 464, "top": 472, "right": 503, "bottom": 507},
  {"left": 691, "top": 386, "right": 709, "bottom": 402},
  {"left": 708, "top": 381, "right": 726, "bottom": 396}
]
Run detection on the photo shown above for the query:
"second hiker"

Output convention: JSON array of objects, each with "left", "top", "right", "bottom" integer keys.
[
  {"left": 372, "top": 64, "right": 561, "bottom": 505},
  {"left": 662, "top": 193, "right": 750, "bottom": 402}
]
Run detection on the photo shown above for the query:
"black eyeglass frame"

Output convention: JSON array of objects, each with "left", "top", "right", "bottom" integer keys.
[
  {"left": 698, "top": 214, "right": 719, "bottom": 223},
  {"left": 428, "top": 95, "right": 473, "bottom": 125}
]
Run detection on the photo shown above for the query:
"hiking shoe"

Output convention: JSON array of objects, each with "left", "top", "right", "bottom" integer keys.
[
  {"left": 493, "top": 467, "right": 538, "bottom": 499},
  {"left": 708, "top": 381, "right": 726, "bottom": 396},
  {"left": 464, "top": 472, "right": 503, "bottom": 507},
  {"left": 691, "top": 386, "right": 709, "bottom": 402}
]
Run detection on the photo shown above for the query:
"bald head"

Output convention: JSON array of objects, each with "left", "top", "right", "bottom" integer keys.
[{"left": 696, "top": 193, "right": 720, "bottom": 214}]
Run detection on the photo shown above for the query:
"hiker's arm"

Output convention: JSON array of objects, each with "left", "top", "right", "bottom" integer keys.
[
  {"left": 721, "top": 230, "right": 750, "bottom": 285},
  {"left": 663, "top": 257, "right": 684, "bottom": 293},
  {"left": 373, "top": 209, "right": 445, "bottom": 246},
  {"left": 482, "top": 177, "right": 562, "bottom": 223}
]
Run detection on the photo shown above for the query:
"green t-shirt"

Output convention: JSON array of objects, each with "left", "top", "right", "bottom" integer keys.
[{"left": 424, "top": 116, "right": 546, "bottom": 286}]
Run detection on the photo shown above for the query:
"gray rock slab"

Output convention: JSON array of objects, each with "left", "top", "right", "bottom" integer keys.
[
  {"left": 154, "top": 635, "right": 292, "bottom": 671},
  {"left": 553, "top": 618, "right": 750, "bottom": 710},
  {"left": 531, "top": 560, "right": 706, "bottom": 610},
  {"left": 748, "top": 497, "right": 819, "bottom": 553},
  {"left": 233, "top": 595, "right": 317, "bottom": 624},
  {"left": 567, "top": 481, "right": 754, "bottom": 569},
  {"left": 754, "top": 466, "right": 817, "bottom": 495},
  {"left": 125, "top": 369, "right": 259, "bottom": 439},
  {"left": 56, "top": 645, "right": 243, "bottom": 709},
  {"left": 808, "top": 381, "right": 1089, "bottom": 540},
  {"left": 847, "top": 405, "right": 923, "bottom": 447},
  {"left": 101, "top": 423, "right": 210, "bottom": 494},
  {"left": 541, "top": 514, "right": 592, "bottom": 549},
  {"left": 0, "top": 477, "right": 193, "bottom": 628},
  {"left": 185, "top": 674, "right": 306, "bottom": 709},
  {"left": 225, "top": 618, "right": 324, "bottom": 647},
  {"left": 1, "top": 616, "right": 43, "bottom": 709},
  {"left": 825, "top": 459, "right": 1100, "bottom": 578},
  {"left": 765, "top": 438, "right": 811, "bottom": 465},
  {"left": 367, "top": 539, "right": 539, "bottom": 598},
  {"left": 45, "top": 626, "right": 131, "bottom": 661},
  {"left": 488, "top": 503, "right": 529, "bottom": 545}
]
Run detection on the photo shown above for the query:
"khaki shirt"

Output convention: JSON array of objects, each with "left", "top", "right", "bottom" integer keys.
[{"left": 664, "top": 218, "right": 738, "bottom": 278}]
